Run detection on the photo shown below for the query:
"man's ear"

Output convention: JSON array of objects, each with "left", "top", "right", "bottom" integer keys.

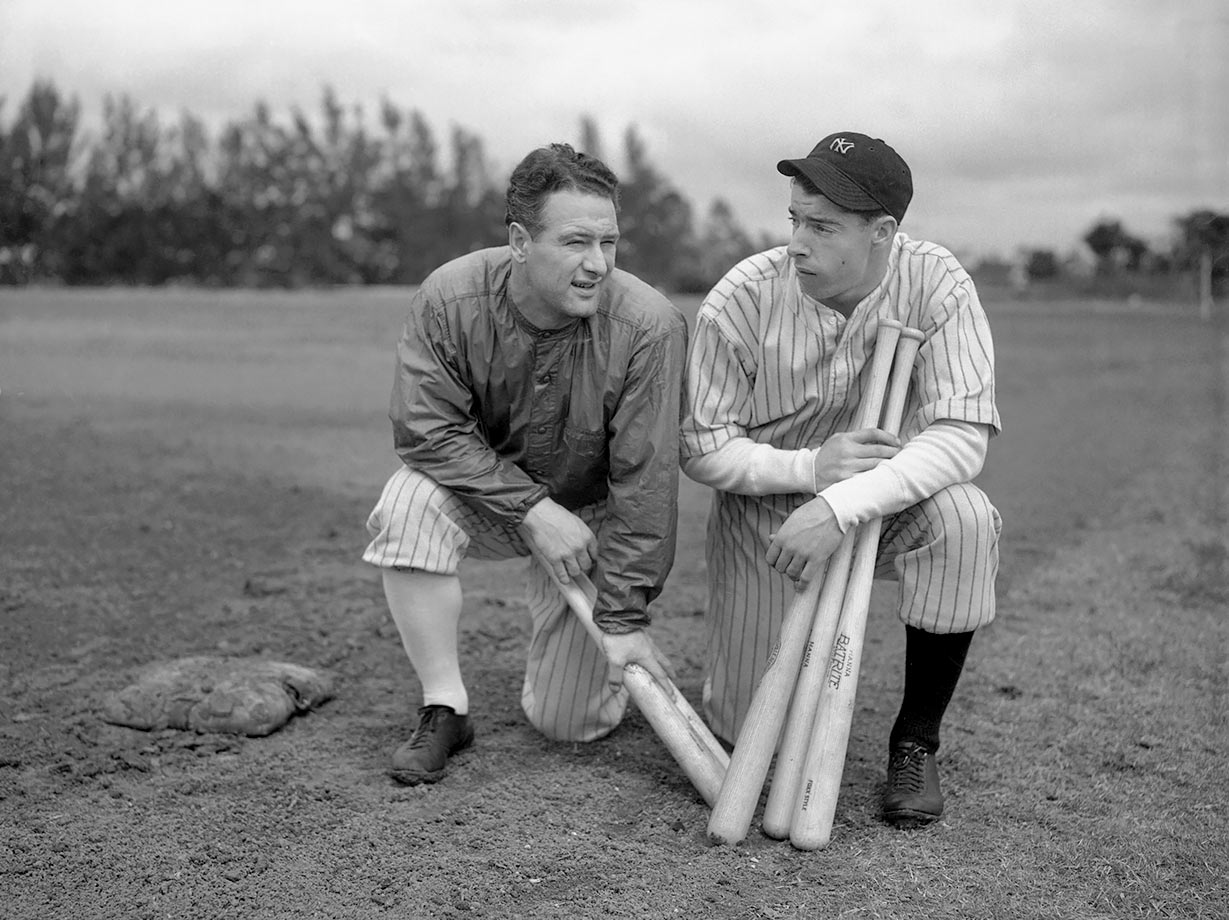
[
  {"left": 508, "top": 222, "right": 532, "bottom": 262},
  {"left": 871, "top": 215, "right": 898, "bottom": 245}
]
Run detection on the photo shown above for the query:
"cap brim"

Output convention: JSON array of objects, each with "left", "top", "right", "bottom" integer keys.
[{"left": 776, "top": 157, "right": 883, "bottom": 213}]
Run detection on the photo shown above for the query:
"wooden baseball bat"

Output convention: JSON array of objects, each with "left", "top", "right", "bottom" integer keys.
[
  {"left": 759, "top": 540, "right": 853, "bottom": 838},
  {"left": 706, "top": 320, "right": 904, "bottom": 846},
  {"left": 543, "top": 563, "right": 729, "bottom": 807},
  {"left": 760, "top": 320, "right": 914, "bottom": 839},
  {"left": 789, "top": 325, "right": 924, "bottom": 851}
]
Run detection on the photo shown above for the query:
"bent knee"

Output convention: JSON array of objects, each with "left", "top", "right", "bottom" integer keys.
[
  {"left": 522, "top": 695, "right": 624, "bottom": 743},
  {"left": 925, "top": 483, "right": 1000, "bottom": 539}
]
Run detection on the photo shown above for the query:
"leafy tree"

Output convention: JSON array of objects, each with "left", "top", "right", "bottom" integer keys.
[
  {"left": 0, "top": 80, "right": 81, "bottom": 282},
  {"left": 404, "top": 110, "right": 443, "bottom": 205},
  {"left": 1024, "top": 249, "right": 1060, "bottom": 281},
  {"left": 1173, "top": 209, "right": 1229, "bottom": 298},
  {"left": 60, "top": 93, "right": 181, "bottom": 283},
  {"left": 1121, "top": 235, "right": 1149, "bottom": 271},
  {"left": 696, "top": 197, "right": 756, "bottom": 287},
  {"left": 132, "top": 110, "right": 230, "bottom": 284},
  {"left": 1084, "top": 219, "right": 1122, "bottom": 272},
  {"left": 616, "top": 125, "right": 699, "bottom": 289},
  {"left": 288, "top": 87, "right": 385, "bottom": 284},
  {"left": 213, "top": 101, "right": 299, "bottom": 285},
  {"left": 1083, "top": 218, "right": 1149, "bottom": 274},
  {"left": 578, "top": 115, "right": 606, "bottom": 164},
  {"left": 443, "top": 125, "right": 503, "bottom": 255},
  {"left": 371, "top": 104, "right": 449, "bottom": 283}
]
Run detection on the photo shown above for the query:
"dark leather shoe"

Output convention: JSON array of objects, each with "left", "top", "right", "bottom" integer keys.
[
  {"left": 883, "top": 741, "right": 943, "bottom": 826},
  {"left": 389, "top": 705, "right": 474, "bottom": 785}
]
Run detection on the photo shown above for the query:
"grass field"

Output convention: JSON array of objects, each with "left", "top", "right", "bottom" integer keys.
[{"left": 1, "top": 286, "right": 1226, "bottom": 919}]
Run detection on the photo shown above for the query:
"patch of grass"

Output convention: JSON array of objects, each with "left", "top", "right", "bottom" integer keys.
[{"left": 1156, "top": 538, "right": 1229, "bottom": 606}]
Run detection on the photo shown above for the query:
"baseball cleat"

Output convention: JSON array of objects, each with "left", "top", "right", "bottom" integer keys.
[
  {"left": 883, "top": 740, "right": 944, "bottom": 827},
  {"left": 389, "top": 705, "right": 474, "bottom": 785}
]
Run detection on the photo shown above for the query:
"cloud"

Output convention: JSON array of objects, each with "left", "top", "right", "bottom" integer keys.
[{"left": 1, "top": 0, "right": 1223, "bottom": 257}]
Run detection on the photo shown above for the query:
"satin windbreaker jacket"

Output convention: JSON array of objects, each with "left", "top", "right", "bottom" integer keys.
[{"left": 389, "top": 247, "right": 688, "bottom": 632}]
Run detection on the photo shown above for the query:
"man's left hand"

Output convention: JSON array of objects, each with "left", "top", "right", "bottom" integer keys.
[
  {"left": 767, "top": 496, "right": 845, "bottom": 585},
  {"left": 600, "top": 629, "right": 674, "bottom": 693}
]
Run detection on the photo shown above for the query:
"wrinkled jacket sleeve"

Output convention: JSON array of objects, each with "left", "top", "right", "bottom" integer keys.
[
  {"left": 390, "top": 290, "right": 547, "bottom": 525},
  {"left": 593, "top": 317, "right": 689, "bottom": 633}
]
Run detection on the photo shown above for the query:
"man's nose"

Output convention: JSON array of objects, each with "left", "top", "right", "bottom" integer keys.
[{"left": 581, "top": 242, "right": 608, "bottom": 274}]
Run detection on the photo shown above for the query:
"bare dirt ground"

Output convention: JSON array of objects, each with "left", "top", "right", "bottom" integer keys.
[{"left": 1, "top": 290, "right": 1226, "bottom": 919}]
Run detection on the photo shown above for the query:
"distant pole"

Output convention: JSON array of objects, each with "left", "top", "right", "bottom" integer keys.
[{"left": 1200, "top": 249, "right": 1213, "bottom": 322}]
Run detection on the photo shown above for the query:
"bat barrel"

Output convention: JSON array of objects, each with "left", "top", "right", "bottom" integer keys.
[
  {"left": 788, "top": 516, "right": 882, "bottom": 849},
  {"left": 706, "top": 573, "right": 823, "bottom": 844},
  {"left": 760, "top": 542, "right": 854, "bottom": 838},
  {"left": 624, "top": 664, "right": 727, "bottom": 807}
]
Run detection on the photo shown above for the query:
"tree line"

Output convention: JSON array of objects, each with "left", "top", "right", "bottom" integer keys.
[
  {"left": 0, "top": 81, "right": 770, "bottom": 291},
  {"left": 2, "top": 79, "right": 1225, "bottom": 297},
  {"left": 988, "top": 211, "right": 1228, "bottom": 306}
]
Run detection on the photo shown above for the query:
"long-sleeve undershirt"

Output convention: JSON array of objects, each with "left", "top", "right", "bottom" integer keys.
[{"left": 680, "top": 419, "right": 989, "bottom": 531}]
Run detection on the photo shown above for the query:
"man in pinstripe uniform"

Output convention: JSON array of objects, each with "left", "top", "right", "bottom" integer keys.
[
  {"left": 363, "top": 143, "right": 688, "bottom": 785},
  {"left": 682, "top": 132, "right": 1001, "bottom": 826}
]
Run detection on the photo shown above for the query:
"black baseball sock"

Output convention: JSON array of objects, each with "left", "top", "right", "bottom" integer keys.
[{"left": 889, "top": 626, "right": 975, "bottom": 753}]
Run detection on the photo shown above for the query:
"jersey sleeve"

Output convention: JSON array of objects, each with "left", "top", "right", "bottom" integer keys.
[
  {"left": 593, "top": 316, "right": 689, "bottom": 632},
  {"left": 680, "top": 299, "right": 755, "bottom": 457},
  {"left": 680, "top": 284, "right": 817, "bottom": 495},
  {"left": 390, "top": 288, "right": 547, "bottom": 525},
  {"left": 907, "top": 271, "right": 1001, "bottom": 438}
]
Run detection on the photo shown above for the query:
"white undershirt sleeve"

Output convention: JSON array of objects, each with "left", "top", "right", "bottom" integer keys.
[
  {"left": 680, "top": 439, "right": 818, "bottom": 495},
  {"left": 818, "top": 420, "right": 990, "bottom": 532}
]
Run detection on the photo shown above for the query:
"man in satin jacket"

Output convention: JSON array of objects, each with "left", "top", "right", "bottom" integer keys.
[{"left": 362, "top": 143, "right": 688, "bottom": 785}]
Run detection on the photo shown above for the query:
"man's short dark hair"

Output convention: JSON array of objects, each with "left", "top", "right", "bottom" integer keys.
[
  {"left": 792, "top": 172, "right": 890, "bottom": 225},
  {"left": 505, "top": 144, "right": 619, "bottom": 236}
]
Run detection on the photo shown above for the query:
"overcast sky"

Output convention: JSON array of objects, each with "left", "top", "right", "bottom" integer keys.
[{"left": 2, "top": 0, "right": 1225, "bottom": 259}]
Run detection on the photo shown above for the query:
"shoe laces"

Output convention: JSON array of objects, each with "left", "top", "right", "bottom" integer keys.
[
  {"left": 408, "top": 706, "right": 447, "bottom": 750},
  {"left": 888, "top": 744, "right": 930, "bottom": 794}
]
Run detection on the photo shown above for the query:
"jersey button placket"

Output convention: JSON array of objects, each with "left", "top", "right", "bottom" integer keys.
[{"left": 527, "top": 340, "right": 562, "bottom": 476}]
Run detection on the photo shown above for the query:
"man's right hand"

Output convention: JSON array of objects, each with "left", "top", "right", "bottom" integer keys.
[
  {"left": 812, "top": 427, "right": 900, "bottom": 491},
  {"left": 600, "top": 629, "right": 675, "bottom": 693},
  {"left": 520, "top": 498, "right": 598, "bottom": 585}
]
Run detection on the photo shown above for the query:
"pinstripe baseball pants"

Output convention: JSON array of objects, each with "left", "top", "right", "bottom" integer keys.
[
  {"left": 704, "top": 482, "right": 1000, "bottom": 742},
  {"left": 363, "top": 466, "right": 628, "bottom": 742}
]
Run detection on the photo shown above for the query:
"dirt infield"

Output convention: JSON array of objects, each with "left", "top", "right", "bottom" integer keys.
[{"left": 1, "top": 289, "right": 1225, "bottom": 919}]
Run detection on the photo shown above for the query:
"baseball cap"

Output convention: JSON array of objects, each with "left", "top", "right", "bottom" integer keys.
[{"left": 776, "top": 132, "right": 913, "bottom": 223}]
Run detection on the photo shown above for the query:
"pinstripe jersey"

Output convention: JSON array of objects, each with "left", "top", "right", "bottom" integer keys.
[{"left": 682, "top": 233, "right": 999, "bottom": 468}]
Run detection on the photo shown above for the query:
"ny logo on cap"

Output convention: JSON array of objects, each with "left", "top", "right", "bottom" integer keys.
[{"left": 830, "top": 137, "right": 855, "bottom": 155}]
